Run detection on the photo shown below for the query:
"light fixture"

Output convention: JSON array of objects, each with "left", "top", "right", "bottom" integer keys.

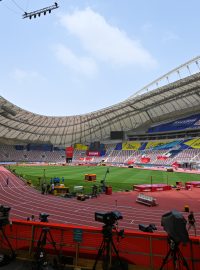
[{"left": 22, "top": 2, "right": 59, "bottom": 19}]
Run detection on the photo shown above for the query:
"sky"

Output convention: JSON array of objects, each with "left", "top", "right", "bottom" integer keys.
[{"left": 0, "top": 0, "right": 200, "bottom": 116}]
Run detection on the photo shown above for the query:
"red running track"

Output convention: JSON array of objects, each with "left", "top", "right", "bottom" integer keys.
[{"left": 0, "top": 166, "right": 199, "bottom": 235}]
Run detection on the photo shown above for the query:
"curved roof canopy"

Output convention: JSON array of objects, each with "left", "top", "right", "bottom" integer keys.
[{"left": 1, "top": 57, "right": 200, "bottom": 146}]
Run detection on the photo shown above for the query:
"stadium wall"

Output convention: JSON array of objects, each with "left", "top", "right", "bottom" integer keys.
[{"left": 2, "top": 219, "right": 200, "bottom": 270}]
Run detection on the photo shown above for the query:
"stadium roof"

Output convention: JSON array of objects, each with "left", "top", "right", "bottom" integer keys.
[{"left": 1, "top": 57, "right": 200, "bottom": 146}]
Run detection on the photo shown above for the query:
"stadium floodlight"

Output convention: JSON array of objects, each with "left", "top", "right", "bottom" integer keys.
[{"left": 22, "top": 2, "right": 59, "bottom": 19}]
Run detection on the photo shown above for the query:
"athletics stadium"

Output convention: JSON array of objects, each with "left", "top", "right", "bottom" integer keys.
[{"left": 0, "top": 56, "right": 200, "bottom": 269}]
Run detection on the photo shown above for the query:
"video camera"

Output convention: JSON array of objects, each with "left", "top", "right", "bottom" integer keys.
[
  {"left": 161, "top": 210, "right": 189, "bottom": 244},
  {"left": 0, "top": 205, "right": 11, "bottom": 226},
  {"left": 39, "top": 213, "right": 49, "bottom": 223},
  {"left": 139, "top": 223, "right": 157, "bottom": 233},
  {"left": 95, "top": 211, "right": 123, "bottom": 226}
]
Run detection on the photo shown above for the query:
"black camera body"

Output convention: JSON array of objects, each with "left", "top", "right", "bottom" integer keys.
[
  {"left": 95, "top": 211, "right": 123, "bottom": 225},
  {"left": 0, "top": 205, "right": 11, "bottom": 226},
  {"left": 139, "top": 223, "right": 157, "bottom": 233},
  {"left": 39, "top": 213, "right": 49, "bottom": 223},
  {"left": 161, "top": 210, "right": 189, "bottom": 244}
]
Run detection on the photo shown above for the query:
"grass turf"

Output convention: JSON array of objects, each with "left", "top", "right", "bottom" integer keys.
[{"left": 8, "top": 165, "right": 200, "bottom": 193}]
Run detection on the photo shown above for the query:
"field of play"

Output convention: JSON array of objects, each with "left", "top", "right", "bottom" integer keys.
[
  {"left": 1, "top": 165, "right": 200, "bottom": 234},
  {"left": 9, "top": 165, "right": 200, "bottom": 192}
]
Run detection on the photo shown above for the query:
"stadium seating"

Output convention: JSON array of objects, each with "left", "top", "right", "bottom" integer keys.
[
  {"left": 148, "top": 113, "right": 200, "bottom": 133},
  {"left": 1, "top": 138, "right": 200, "bottom": 167},
  {"left": 0, "top": 145, "right": 66, "bottom": 163}
]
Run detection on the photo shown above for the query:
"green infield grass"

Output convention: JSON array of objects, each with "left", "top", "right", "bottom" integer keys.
[{"left": 8, "top": 165, "right": 200, "bottom": 193}]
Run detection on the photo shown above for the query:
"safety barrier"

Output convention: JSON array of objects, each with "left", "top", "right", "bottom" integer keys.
[{"left": 0, "top": 219, "right": 200, "bottom": 269}]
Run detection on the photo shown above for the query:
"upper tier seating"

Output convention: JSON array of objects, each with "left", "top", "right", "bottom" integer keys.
[{"left": 148, "top": 113, "right": 200, "bottom": 133}]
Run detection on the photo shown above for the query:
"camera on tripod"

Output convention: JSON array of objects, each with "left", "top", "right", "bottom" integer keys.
[
  {"left": 39, "top": 213, "right": 49, "bottom": 223},
  {"left": 93, "top": 211, "right": 125, "bottom": 270},
  {"left": 0, "top": 205, "right": 15, "bottom": 267},
  {"left": 0, "top": 205, "right": 11, "bottom": 226},
  {"left": 160, "top": 210, "right": 190, "bottom": 270},
  {"left": 161, "top": 209, "right": 189, "bottom": 244},
  {"left": 95, "top": 211, "right": 123, "bottom": 226}
]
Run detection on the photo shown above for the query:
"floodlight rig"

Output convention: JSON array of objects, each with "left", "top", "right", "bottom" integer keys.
[{"left": 22, "top": 2, "right": 59, "bottom": 19}]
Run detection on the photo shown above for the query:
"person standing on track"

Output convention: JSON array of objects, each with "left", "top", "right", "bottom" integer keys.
[
  {"left": 51, "top": 182, "right": 55, "bottom": 194},
  {"left": 6, "top": 177, "right": 9, "bottom": 186},
  {"left": 188, "top": 211, "right": 196, "bottom": 236},
  {"left": 41, "top": 183, "right": 46, "bottom": 194},
  {"left": 30, "top": 215, "right": 35, "bottom": 221}
]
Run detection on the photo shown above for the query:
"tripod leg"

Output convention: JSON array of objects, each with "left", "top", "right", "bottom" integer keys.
[
  {"left": 111, "top": 240, "right": 121, "bottom": 267},
  {"left": 160, "top": 247, "right": 190, "bottom": 270},
  {"left": 34, "top": 230, "right": 48, "bottom": 270},
  {"left": 46, "top": 230, "right": 58, "bottom": 252},
  {"left": 172, "top": 250, "right": 179, "bottom": 270},
  {"left": 37, "top": 230, "right": 45, "bottom": 248},
  {"left": 159, "top": 249, "right": 173, "bottom": 270},
  {"left": 111, "top": 240, "right": 125, "bottom": 269},
  {"left": 176, "top": 248, "right": 190, "bottom": 270},
  {"left": 93, "top": 240, "right": 105, "bottom": 270},
  {"left": 46, "top": 230, "right": 61, "bottom": 266},
  {"left": 104, "top": 241, "right": 111, "bottom": 270},
  {"left": 1, "top": 229, "right": 15, "bottom": 258}
]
